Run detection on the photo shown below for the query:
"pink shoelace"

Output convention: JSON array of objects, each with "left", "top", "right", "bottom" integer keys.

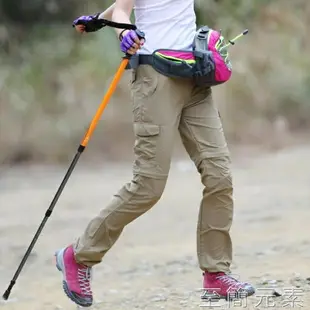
[{"left": 77, "top": 267, "right": 92, "bottom": 296}]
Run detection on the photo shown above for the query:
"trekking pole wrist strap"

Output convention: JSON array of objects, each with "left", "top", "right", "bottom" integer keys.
[
  {"left": 99, "top": 19, "right": 137, "bottom": 31},
  {"left": 119, "top": 29, "right": 128, "bottom": 41},
  {"left": 97, "top": 19, "right": 145, "bottom": 41}
]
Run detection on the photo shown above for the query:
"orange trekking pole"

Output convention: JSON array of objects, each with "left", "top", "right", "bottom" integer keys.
[
  {"left": 3, "top": 22, "right": 145, "bottom": 300},
  {"left": 80, "top": 57, "right": 130, "bottom": 148}
]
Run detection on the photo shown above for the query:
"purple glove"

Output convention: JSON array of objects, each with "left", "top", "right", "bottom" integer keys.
[
  {"left": 120, "top": 30, "right": 141, "bottom": 54},
  {"left": 72, "top": 13, "right": 105, "bottom": 32}
]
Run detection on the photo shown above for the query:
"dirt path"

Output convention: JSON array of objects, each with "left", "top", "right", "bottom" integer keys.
[{"left": 0, "top": 145, "right": 310, "bottom": 310}]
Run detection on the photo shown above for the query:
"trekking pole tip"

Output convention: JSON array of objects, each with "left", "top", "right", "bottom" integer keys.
[
  {"left": 2, "top": 290, "right": 10, "bottom": 300},
  {"left": 2, "top": 281, "right": 15, "bottom": 300},
  {"left": 243, "top": 29, "right": 249, "bottom": 35}
]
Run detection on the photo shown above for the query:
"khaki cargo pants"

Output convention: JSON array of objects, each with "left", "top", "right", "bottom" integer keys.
[{"left": 74, "top": 65, "right": 233, "bottom": 273}]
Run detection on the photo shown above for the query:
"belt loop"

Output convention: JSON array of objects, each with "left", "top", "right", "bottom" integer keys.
[{"left": 126, "top": 54, "right": 139, "bottom": 70}]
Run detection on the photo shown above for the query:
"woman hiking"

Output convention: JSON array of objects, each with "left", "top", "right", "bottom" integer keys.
[{"left": 54, "top": 0, "right": 255, "bottom": 307}]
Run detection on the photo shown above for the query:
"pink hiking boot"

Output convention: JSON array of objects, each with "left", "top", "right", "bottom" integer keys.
[
  {"left": 55, "top": 245, "right": 93, "bottom": 307},
  {"left": 202, "top": 272, "right": 255, "bottom": 301}
]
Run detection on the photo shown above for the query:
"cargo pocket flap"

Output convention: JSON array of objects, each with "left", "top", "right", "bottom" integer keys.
[{"left": 134, "top": 123, "right": 160, "bottom": 137}]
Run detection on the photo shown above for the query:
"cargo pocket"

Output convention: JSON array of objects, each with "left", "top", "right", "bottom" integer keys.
[{"left": 133, "top": 123, "right": 162, "bottom": 177}]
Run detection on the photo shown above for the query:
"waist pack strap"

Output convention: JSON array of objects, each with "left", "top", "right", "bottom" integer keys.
[{"left": 126, "top": 54, "right": 153, "bottom": 70}]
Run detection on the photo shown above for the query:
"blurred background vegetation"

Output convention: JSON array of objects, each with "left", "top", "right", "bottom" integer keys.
[{"left": 1, "top": 0, "right": 310, "bottom": 164}]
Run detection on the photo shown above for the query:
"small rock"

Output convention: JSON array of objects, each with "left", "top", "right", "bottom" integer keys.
[
  {"left": 272, "top": 289, "right": 282, "bottom": 297},
  {"left": 293, "top": 272, "right": 301, "bottom": 279},
  {"left": 150, "top": 294, "right": 167, "bottom": 302}
]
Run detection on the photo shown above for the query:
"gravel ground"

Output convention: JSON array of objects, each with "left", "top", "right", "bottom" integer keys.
[{"left": 0, "top": 145, "right": 310, "bottom": 310}]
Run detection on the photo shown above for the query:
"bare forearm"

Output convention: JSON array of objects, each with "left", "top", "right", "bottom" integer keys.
[
  {"left": 112, "top": 1, "right": 133, "bottom": 38},
  {"left": 112, "top": 10, "right": 132, "bottom": 37},
  {"left": 98, "top": 3, "right": 115, "bottom": 20}
]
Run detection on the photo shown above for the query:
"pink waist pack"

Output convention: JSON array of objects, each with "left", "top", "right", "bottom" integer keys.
[{"left": 150, "top": 26, "right": 247, "bottom": 88}]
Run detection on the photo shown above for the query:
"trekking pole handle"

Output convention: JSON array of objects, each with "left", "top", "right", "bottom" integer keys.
[
  {"left": 95, "top": 18, "right": 146, "bottom": 56},
  {"left": 124, "top": 29, "right": 145, "bottom": 59},
  {"left": 135, "top": 29, "right": 145, "bottom": 41}
]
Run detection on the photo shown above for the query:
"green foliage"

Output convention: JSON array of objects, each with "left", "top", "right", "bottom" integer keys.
[
  {"left": 0, "top": 0, "right": 80, "bottom": 25},
  {"left": 1, "top": 0, "right": 310, "bottom": 164}
]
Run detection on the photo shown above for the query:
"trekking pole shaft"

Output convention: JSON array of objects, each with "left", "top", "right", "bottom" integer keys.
[
  {"left": 2, "top": 57, "right": 129, "bottom": 300},
  {"left": 219, "top": 29, "right": 249, "bottom": 51},
  {"left": 81, "top": 58, "right": 129, "bottom": 147},
  {"left": 2, "top": 150, "right": 81, "bottom": 300}
]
